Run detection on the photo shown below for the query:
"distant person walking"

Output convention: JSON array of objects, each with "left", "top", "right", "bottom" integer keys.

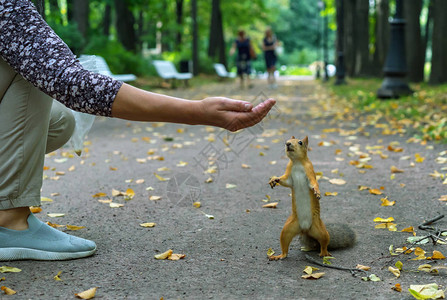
[
  {"left": 262, "top": 28, "right": 278, "bottom": 89},
  {"left": 230, "top": 30, "right": 254, "bottom": 89}
]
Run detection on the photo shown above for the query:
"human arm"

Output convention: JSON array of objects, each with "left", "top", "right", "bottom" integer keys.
[{"left": 112, "top": 83, "right": 276, "bottom": 132}]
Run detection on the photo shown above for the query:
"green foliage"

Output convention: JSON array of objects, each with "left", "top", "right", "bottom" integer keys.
[
  {"left": 48, "top": 21, "right": 85, "bottom": 55},
  {"left": 83, "top": 36, "right": 154, "bottom": 76},
  {"left": 279, "top": 65, "right": 312, "bottom": 76}
]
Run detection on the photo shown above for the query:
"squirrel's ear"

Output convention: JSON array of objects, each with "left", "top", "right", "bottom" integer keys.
[
  {"left": 303, "top": 136, "right": 309, "bottom": 147},
  {"left": 291, "top": 136, "right": 295, "bottom": 139}
]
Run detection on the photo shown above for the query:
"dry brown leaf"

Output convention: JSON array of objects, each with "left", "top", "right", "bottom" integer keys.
[
  {"left": 75, "top": 287, "right": 97, "bottom": 299},
  {"left": 262, "top": 202, "right": 278, "bottom": 208},
  {"left": 388, "top": 266, "right": 400, "bottom": 278},
  {"left": 431, "top": 250, "right": 446, "bottom": 260},
  {"left": 391, "top": 283, "right": 402, "bottom": 292},
  {"left": 356, "top": 264, "right": 371, "bottom": 271},
  {"left": 168, "top": 253, "right": 186, "bottom": 261},
  {"left": 29, "top": 206, "right": 42, "bottom": 213},
  {"left": 301, "top": 272, "right": 325, "bottom": 279},
  {"left": 390, "top": 166, "right": 404, "bottom": 173}
]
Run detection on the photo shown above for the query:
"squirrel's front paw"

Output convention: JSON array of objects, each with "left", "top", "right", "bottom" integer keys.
[
  {"left": 312, "top": 187, "right": 321, "bottom": 200},
  {"left": 269, "top": 177, "right": 280, "bottom": 188}
]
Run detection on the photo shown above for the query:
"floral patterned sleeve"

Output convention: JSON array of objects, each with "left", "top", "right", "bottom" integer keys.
[{"left": 0, "top": 0, "right": 123, "bottom": 116}]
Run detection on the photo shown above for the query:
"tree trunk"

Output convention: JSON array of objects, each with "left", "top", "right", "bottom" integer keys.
[
  {"left": 208, "top": 0, "right": 227, "bottom": 66},
  {"left": 32, "top": 0, "right": 46, "bottom": 19},
  {"left": 344, "top": 0, "right": 355, "bottom": 77},
  {"left": 372, "top": 0, "right": 389, "bottom": 76},
  {"left": 429, "top": 0, "right": 447, "bottom": 84},
  {"left": 353, "top": 0, "right": 370, "bottom": 76},
  {"left": 191, "top": 0, "right": 199, "bottom": 75},
  {"left": 103, "top": 4, "right": 112, "bottom": 37},
  {"left": 175, "top": 0, "right": 184, "bottom": 51},
  {"left": 114, "top": 0, "right": 137, "bottom": 52},
  {"left": 72, "top": 0, "right": 89, "bottom": 39},
  {"left": 404, "top": 0, "right": 424, "bottom": 82}
]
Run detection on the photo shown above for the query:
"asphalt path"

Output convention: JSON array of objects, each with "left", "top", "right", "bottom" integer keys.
[{"left": 2, "top": 78, "right": 446, "bottom": 299}]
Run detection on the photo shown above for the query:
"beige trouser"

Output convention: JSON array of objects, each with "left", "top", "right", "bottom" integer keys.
[{"left": 0, "top": 58, "right": 75, "bottom": 210}]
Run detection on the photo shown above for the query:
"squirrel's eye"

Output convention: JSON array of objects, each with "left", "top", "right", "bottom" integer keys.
[{"left": 298, "top": 141, "right": 303, "bottom": 146}]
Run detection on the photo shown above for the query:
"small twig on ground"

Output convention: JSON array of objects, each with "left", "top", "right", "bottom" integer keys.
[
  {"left": 304, "top": 255, "right": 369, "bottom": 277},
  {"left": 418, "top": 215, "right": 444, "bottom": 230}
]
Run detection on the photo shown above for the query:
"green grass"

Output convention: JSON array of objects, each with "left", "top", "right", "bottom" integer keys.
[{"left": 326, "top": 78, "right": 447, "bottom": 143}]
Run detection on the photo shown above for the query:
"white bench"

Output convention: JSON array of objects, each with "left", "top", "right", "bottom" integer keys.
[
  {"left": 214, "top": 63, "right": 236, "bottom": 78},
  {"left": 79, "top": 55, "right": 137, "bottom": 82},
  {"left": 152, "top": 60, "right": 192, "bottom": 87}
]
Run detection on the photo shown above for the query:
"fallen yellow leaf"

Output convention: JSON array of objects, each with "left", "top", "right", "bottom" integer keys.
[
  {"left": 109, "top": 202, "right": 124, "bottom": 208},
  {"left": 380, "top": 197, "right": 395, "bottom": 206},
  {"left": 262, "top": 202, "right": 278, "bottom": 208},
  {"left": 47, "top": 213, "right": 65, "bottom": 218},
  {"left": 75, "top": 287, "right": 97, "bottom": 299},
  {"left": 29, "top": 206, "right": 42, "bottom": 213},
  {"left": 154, "top": 173, "right": 169, "bottom": 181},
  {"left": 66, "top": 225, "right": 85, "bottom": 231},
  {"left": 356, "top": 264, "right": 371, "bottom": 271},
  {"left": 374, "top": 217, "right": 394, "bottom": 223},
  {"left": 369, "top": 189, "right": 383, "bottom": 195},
  {"left": 329, "top": 178, "right": 346, "bottom": 185},
  {"left": 154, "top": 249, "right": 173, "bottom": 260},
  {"left": 54, "top": 271, "right": 62, "bottom": 281},
  {"left": 140, "top": 223, "right": 156, "bottom": 228},
  {"left": 325, "top": 192, "right": 338, "bottom": 196},
  {"left": 92, "top": 192, "right": 107, "bottom": 198},
  {"left": 149, "top": 195, "right": 162, "bottom": 201},
  {"left": 193, "top": 202, "right": 201, "bottom": 208},
  {"left": 0, "top": 266, "right": 21, "bottom": 273},
  {"left": 266, "top": 248, "right": 275, "bottom": 257},
  {"left": 1, "top": 286, "right": 16, "bottom": 295}
]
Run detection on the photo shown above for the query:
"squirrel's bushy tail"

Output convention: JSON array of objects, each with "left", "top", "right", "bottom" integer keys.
[{"left": 300, "top": 223, "right": 356, "bottom": 251}]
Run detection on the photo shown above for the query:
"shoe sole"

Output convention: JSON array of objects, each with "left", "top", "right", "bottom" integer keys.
[{"left": 0, "top": 246, "right": 96, "bottom": 261}]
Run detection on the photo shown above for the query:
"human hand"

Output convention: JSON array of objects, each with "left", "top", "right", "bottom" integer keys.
[{"left": 198, "top": 97, "right": 276, "bottom": 132}]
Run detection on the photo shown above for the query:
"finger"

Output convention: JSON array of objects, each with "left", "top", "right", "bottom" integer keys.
[{"left": 219, "top": 98, "right": 253, "bottom": 112}]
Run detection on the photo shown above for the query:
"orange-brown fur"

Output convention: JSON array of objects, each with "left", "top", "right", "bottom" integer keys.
[{"left": 268, "top": 136, "right": 330, "bottom": 259}]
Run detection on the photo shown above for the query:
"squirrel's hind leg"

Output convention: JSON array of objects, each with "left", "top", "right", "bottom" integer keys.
[
  {"left": 269, "top": 215, "right": 299, "bottom": 260},
  {"left": 308, "top": 223, "right": 331, "bottom": 257}
]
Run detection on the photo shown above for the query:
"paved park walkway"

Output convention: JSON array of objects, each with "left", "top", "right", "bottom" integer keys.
[{"left": 2, "top": 77, "right": 446, "bottom": 299}]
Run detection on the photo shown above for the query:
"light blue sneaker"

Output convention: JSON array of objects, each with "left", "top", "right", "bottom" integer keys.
[{"left": 0, "top": 213, "right": 96, "bottom": 261}]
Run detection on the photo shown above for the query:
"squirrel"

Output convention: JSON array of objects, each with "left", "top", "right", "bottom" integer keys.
[{"left": 268, "top": 136, "right": 355, "bottom": 259}]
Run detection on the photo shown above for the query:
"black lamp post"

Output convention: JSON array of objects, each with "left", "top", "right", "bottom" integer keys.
[
  {"left": 335, "top": 0, "right": 346, "bottom": 85},
  {"left": 318, "top": 1, "right": 329, "bottom": 81},
  {"left": 377, "top": 0, "right": 412, "bottom": 98}
]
